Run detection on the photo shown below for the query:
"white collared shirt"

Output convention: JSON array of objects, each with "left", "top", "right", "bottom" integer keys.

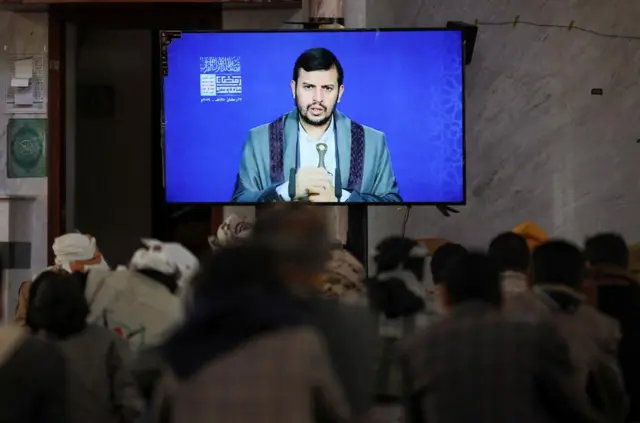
[{"left": 276, "top": 119, "right": 350, "bottom": 202}]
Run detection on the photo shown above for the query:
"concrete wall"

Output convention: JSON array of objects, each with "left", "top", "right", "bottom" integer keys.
[
  {"left": 365, "top": 1, "right": 640, "bottom": 263},
  {"left": 0, "top": 11, "right": 49, "bottom": 318}
]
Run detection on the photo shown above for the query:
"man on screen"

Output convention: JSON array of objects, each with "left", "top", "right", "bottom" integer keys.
[{"left": 231, "top": 47, "right": 401, "bottom": 203}]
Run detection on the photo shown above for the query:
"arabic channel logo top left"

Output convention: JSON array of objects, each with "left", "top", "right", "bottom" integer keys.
[{"left": 200, "top": 56, "right": 243, "bottom": 100}]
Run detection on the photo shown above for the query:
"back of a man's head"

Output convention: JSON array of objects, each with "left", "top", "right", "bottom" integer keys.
[
  {"left": 252, "top": 205, "right": 332, "bottom": 279},
  {"left": 445, "top": 252, "right": 502, "bottom": 308},
  {"left": 31, "top": 271, "right": 89, "bottom": 339},
  {"left": 192, "top": 244, "right": 281, "bottom": 300},
  {"left": 488, "top": 231, "right": 530, "bottom": 274},
  {"left": 374, "top": 236, "right": 426, "bottom": 280},
  {"left": 585, "top": 233, "right": 629, "bottom": 269},
  {"left": 430, "top": 243, "right": 467, "bottom": 284},
  {"left": 532, "top": 240, "right": 585, "bottom": 289}
]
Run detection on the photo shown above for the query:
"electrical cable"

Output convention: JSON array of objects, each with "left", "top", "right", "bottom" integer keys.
[
  {"left": 475, "top": 17, "right": 640, "bottom": 40},
  {"left": 401, "top": 206, "right": 412, "bottom": 236}
]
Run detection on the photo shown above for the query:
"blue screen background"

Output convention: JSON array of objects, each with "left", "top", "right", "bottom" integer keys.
[{"left": 163, "top": 30, "right": 464, "bottom": 203}]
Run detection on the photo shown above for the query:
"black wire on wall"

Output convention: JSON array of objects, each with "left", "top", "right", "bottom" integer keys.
[{"left": 475, "top": 17, "right": 640, "bottom": 40}]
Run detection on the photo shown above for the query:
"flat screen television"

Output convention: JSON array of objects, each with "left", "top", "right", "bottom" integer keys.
[{"left": 160, "top": 29, "right": 465, "bottom": 204}]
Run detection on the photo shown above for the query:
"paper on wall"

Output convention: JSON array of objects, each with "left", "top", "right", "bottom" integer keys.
[
  {"left": 14, "top": 58, "right": 33, "bottom": 79},
  {"left": 10, "top": 78, "right": 29, "bottom": 87},
  {"left": 14, "top": 84, "right": 35, "bottom": 106}
]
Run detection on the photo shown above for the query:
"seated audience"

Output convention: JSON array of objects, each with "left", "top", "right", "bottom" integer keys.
[
  {"left": 30, "top": 271, "right": 141, "bottom": 423},
  {"left": 585, "top": 233, "right": 640, "bottom": 422},
  {"left": 155, "top": 244, "right": 348, "bottom": 423},
  {"left": 15, "top": 233, "right": 109, "bottom": 325},
  {"left": 210, "top": 213, "right": 367, "bottom": 303},
  {"left": 429, "top": 242, "right": 467, "bottom": 315},
  {"left": 402, "top": 252, "right": 598, "bottom": 423},
  {"left": 506, "top": 240, "right": 627, "bottom": 423},
  {"left": 488, "top": 231, "right": 530, "bottom": 299},
  {"left": 252, "top": 205, "right": 377, "bottom": 422}
]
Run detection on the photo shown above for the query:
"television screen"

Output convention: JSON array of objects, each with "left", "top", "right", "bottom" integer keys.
[{"left": 161, "top": 29, "right": 465, "bottom": 204}]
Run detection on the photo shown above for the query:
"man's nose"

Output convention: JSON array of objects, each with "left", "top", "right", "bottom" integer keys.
[{"left": 312, "top": 88, "right": 324, "bottom": 102}]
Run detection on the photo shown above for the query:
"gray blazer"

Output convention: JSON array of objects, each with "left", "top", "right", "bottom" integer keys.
[{"left": 49, "top": 325, "right": 142, "bottom": 423}]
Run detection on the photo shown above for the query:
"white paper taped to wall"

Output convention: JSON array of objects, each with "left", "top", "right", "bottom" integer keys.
[
  {"left": 14, "top": 85, "right": 34, "bottom": 105},
  {"left": 14, "top": 58, "right": 33, "bottom": 79},
  {"left": 10, "top": 78, "right": 29, "bottom": 87}
]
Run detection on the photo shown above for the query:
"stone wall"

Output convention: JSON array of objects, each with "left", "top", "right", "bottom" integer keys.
[
  {"left": 0, "top": 10, "right": 49, "bottom": 318},
  {"left": 365, "top": 0, "right": 640, "bottom": 262}
]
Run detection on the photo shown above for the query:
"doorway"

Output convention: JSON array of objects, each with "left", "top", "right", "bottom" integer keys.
[
  {"left": 68, "top": 27, "right": 153, "bottom": 265},
  {"left": 51, "top": 3, "right": 223, "bottom": 265}
]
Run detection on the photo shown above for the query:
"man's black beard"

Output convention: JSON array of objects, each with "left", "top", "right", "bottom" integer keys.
[{"left": 296, "top": 99, "right": 335, "bottom": 127}]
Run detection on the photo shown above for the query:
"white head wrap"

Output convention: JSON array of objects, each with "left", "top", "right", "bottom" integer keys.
[
  {"left": 208, "top": 214, "right": 253, "bottom": 250},
  {"left": 130, "top": 239, "right": 199, "bottom": 288},
  {"left": 52, "top": 233, "right": 109, "bottom": 273}
]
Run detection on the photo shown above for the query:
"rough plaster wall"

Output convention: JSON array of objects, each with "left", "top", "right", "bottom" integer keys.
[{"left": 365, "top": 0, "right": 640, "bottom": 259}]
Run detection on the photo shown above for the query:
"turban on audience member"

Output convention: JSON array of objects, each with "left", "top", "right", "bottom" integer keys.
[
  {"left": 208, "top": 215, "right": 253, "bottom": 250},
  {"left": 52, "top": 233, "right": 109, "bottom": 273},
  {"left": 130, "top": 239, "right": 199, "bottom": 288},
  {"left": 512, "top": 221, "right": 549, "bottom": 251}
]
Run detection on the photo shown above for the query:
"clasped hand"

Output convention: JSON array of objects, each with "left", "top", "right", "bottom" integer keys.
[{"left": 294, "top": 167, "right": 337, "bottom": 202}]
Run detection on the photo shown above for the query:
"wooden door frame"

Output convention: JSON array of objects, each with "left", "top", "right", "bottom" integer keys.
[{"left": 46, "top": 3, "right": 224, "bottom": 264}]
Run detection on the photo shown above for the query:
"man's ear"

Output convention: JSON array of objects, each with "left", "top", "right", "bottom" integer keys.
[
  {"left": 290, "top": 80, "right": 296, "bottom": 99},
  {"left": 337, "top": 85, "right": 344, "bottom": 103}
]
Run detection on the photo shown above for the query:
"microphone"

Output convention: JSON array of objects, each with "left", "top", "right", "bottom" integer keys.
[
  {"left": 334, "top": 164, "right": 342, "bottom": 199},
  {"left": 316, "top": 143, "right": 328, "bottom": 170},
  {"left": 288, "top": 168, "right": 296, "bottom": 200}
]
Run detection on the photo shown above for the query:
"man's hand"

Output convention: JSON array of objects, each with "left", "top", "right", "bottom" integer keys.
[
  {"left": 294, "top": 167, "right": 333, "bottom": 200},
  {"left": 308, "top": 181, "right": 338, "bottom": 202}
]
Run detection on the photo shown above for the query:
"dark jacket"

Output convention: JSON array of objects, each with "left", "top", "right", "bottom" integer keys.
[
  {"left": 0, "top": 325, "right": 68, "bottom": 423},
  {"left": 506, "top": 285, "right": 628, "bottom": 423},
  {"left": 585, "top": 265, "right": 640, "bottom": 422},
  {"left": 402, "top": 302, "right": 598, "bottom": 423}
]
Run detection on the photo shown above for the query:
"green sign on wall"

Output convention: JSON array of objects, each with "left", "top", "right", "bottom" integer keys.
[{"left": 7, "top": 118, "right": 47, "bottom": 178}]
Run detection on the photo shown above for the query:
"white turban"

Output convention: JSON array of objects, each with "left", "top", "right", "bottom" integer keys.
[
  {"left": 208, "top": 214, "right": 253, "bottom": 250},
  {"left": 52, "top": 233, "right": 109, "bottom": 273},
  {"left": 130, "top": 239, "right": 199, "bottom": 288}
]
